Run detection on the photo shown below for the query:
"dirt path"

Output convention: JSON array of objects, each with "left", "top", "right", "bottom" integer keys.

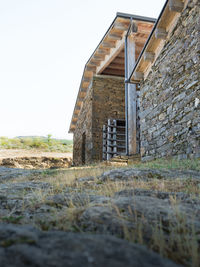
[
  {"left": 0, "top": 149, "right": 72, "bottom": 159},
  {"left": 0, "top": 149, "right": 72, "bottom": 169}
]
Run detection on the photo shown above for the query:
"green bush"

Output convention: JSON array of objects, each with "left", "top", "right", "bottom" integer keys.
[{"left": 0, "top": 136, "right": 73, "bottom": 153}]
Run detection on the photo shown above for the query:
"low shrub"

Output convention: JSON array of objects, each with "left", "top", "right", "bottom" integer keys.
[{"left": 0, "top": 136, "right": 73, "bottom": 153}]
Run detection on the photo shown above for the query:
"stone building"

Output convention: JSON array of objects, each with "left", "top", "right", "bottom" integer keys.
[
  {"left": 73, "top": 75, "right": 125, "bottom": 165},
  {"left": 129, "top": 0, "right": 200, "bottom": 160},
  {"left": 69, "top": 0, "right": 199, "bottom": 165}
]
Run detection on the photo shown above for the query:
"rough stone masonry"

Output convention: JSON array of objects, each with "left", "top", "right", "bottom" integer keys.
[
  {"left": 140, "top": 0, "right": 200, "bottom": 161},
  {"left": 73, "top": 75, "right": 125, "bottom": 165}
]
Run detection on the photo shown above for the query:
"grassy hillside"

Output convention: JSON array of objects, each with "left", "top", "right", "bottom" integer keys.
[{"left": 0, "top": 136, "right": 73, "bottom": 153}]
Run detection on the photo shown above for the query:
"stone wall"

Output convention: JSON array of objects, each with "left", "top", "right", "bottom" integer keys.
[
  {"left": 73, "top": 84, "right": 93, "bottom": 166},
  {"left": 140, "top": 0, "right": 200, "bottom": 161},
  {"left": 73, "top": 75, "right": 125, "bottom": 165},
  {"left": 92, "top": 76, "right": 125, "bottom": 161}
]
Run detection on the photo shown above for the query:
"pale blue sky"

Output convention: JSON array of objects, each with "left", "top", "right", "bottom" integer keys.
[{"left": 0, "top": 0, "right": 165, "bottom": 139}]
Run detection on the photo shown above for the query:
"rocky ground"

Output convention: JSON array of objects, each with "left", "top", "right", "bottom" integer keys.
[{"left": 0, "top": 163, "right": 199, "bottom": 266}]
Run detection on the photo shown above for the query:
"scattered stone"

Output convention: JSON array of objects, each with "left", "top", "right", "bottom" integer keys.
[{"left": 98, "top": 168, "right": 200, "bottom": 182}]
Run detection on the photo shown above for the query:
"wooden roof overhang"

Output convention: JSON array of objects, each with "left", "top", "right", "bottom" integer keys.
[
  {"left": 129, "top": 0, "right": 188, "bottom": 83},
  {"left": 69, "top": 13, "right": 156, "bottom": 133}
]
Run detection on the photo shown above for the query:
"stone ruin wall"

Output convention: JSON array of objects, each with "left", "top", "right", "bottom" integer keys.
[
  {"left": 73, "top": 75, "right": 125, "bottom": 165},
  {"left": 140, "top": 0, "right": 200, "bottom": 161}
]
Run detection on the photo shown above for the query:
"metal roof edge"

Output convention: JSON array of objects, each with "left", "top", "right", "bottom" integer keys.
[{"left": 116, "top": 12, "right": 156, "bottom": 23}]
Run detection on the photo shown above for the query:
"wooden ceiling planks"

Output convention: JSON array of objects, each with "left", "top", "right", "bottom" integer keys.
[
  {"left": 101, "top": 35, "right": 151, "bottom": 77},
  {"left": 106, "top": 63, "right": 124, "bottom": 70},
  {"left": 97, "top": 35, "right": 126, "bottom": 74},
  {"left": 102, "top": 68, "right": 125, "bottom": 77}
]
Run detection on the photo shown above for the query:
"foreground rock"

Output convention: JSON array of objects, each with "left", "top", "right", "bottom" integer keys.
[
  {"left": 78, "top": 189, "right": 200, "bottom": 244},
  {"left": 0, "top": 167, "right": 41, "bottom": 182},
  {"left": 98, "top": 168, "right": 200, "bottom": 182},
  {"left": 0, "top": 166, "right": 199, "bottom": 265},
  {"left": 0, "top": 224, "right": 180, "bottom": 267}
]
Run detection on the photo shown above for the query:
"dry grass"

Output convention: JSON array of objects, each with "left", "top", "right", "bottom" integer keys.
[
  {"left": 1, "top": 158, "right": 200, "bottom": 266},
  {"left": 133, "top": 157, "right": 200, "bottom": 171},
  {"left": 91, "top": 179, "right": 200, "bottom": 197},
  {"left": 112, "top": 197, "right": 200, "bottom": 267},
  {"left": 31, "top": 158, "right": 200, "bottom": 197}
]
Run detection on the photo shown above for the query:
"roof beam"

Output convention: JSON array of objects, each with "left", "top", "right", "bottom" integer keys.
[
  {"left": 114, "top": 22, "right": 129, "bottom": 31},
  {"left": 107, "top": 33, "right": 122, "bottom": 40},
  {"left": 78, "top": 97, "right": 84, "bottom": 101},
  {"left": 82, "top": 82, "right": 90, "bottom": 88},
  {"left": 155, "top": 28, "right": 168, "bottom": 39},
  {"left": 135, "top": 42, "right": 145, "bottom": 48},
  {"left": 97, "top": 32, "right": 126, "bottom": 74},
  {"left": 81, "top": 83, "right": 88, "bottom": 89},
  {"left": 82, "top": 77, "right": 91, "bottom": 83},
  {"left": 169, "top": 0, "right": 184, "bottom": 12},
  {"left": 84, "top": 71, "right": 94, "bottom": 78},
  {"left": 97, "top": 48, "right": 110, "bottom": 54},
  {"left": 93, "top": 55, "right": 105, "bottom": 60},
  {"left": 133, "top": 35, "right": 150, "bottom": 42},
  {"left": 143, "top": 52, "right": 155, "bottom": 63},
  {"left": 85, "top": 65, "right": 96, "bottom": 72},
  {"left": 80, "top": 88, "right": 87, "bottom": 93},
  {"left": 102, "top": 42, "right": 116, "bottom": 48},
  {"left": 134, "top": 71, "right": 144, "bottom": 80},
  {"left": 90, "top": 58, "right": 101, "bottom": 64},
  {"left": 136, "top": 24, "right": 154, "bottom": 35},
  {"left": 88, "top": 61, "right": 98, "bottom": 66}
]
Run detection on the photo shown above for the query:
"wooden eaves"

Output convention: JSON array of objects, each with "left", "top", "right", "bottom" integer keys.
[
  {"left": 69, "top": 12, "right": 156, "bottom": 133},
  {"left": 129, "top": 0, "right": 188, "bottom": 83}
]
